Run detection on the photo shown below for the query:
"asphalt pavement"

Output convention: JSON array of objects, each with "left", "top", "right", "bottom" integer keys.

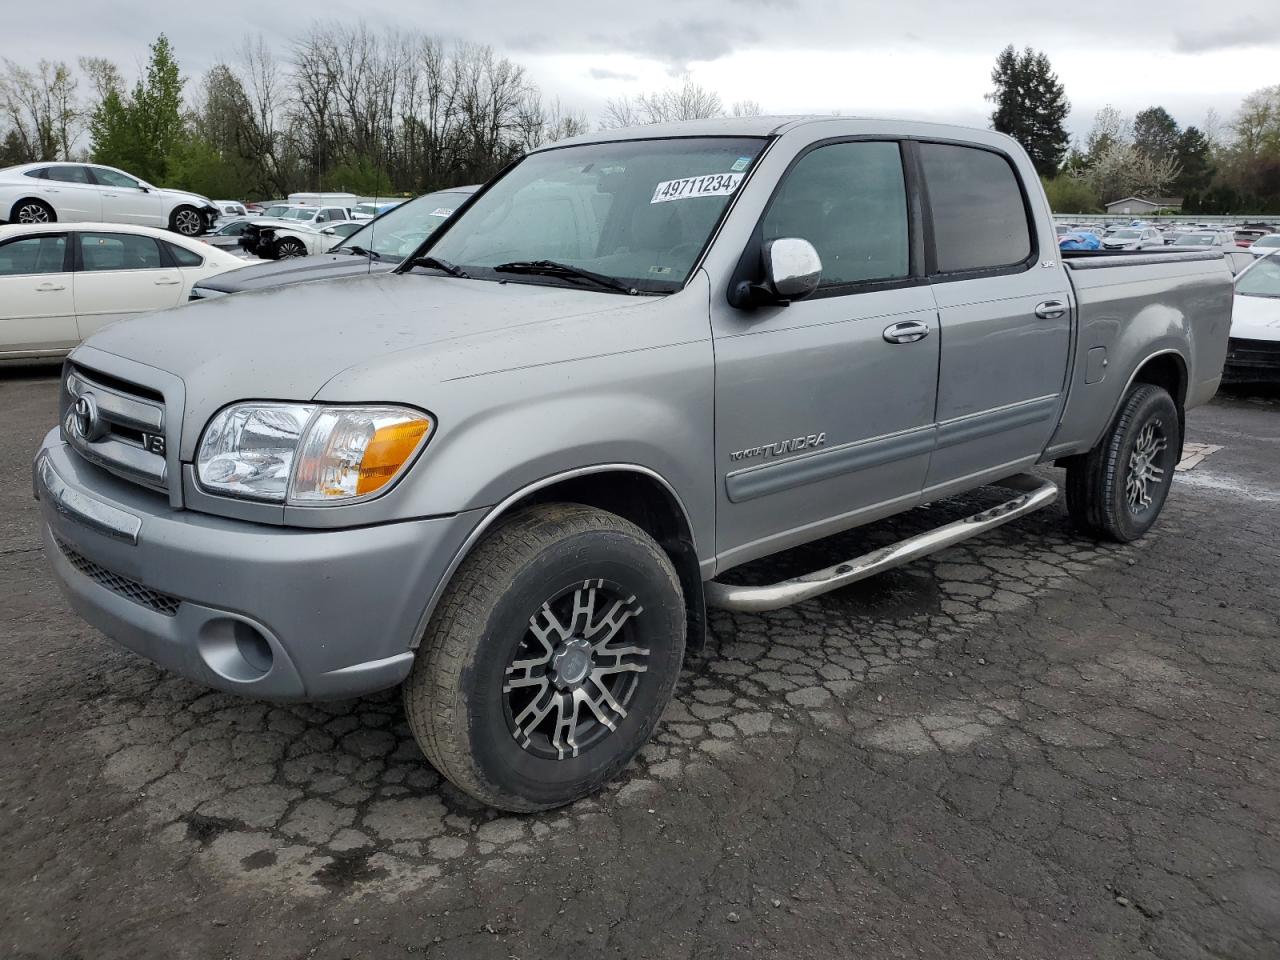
[{"left": 1, "top": 366, "right": 1277, "bottom": 960}]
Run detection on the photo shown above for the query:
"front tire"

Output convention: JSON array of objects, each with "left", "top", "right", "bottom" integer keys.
[
  {"left": 11, "top": 199, "right": 55, "bottom": 224},
  {"left": 169, "top": 205, "right": 203, "bottom": 236},
  {"left": 403, "top": 504, "right": 686, "bottom": 812},
  {"left": 1066, "top": 383, "right": 1181, "bottom": 542},
  {"left": 274, "top": 237, "right": 306, "bottom": 259}
]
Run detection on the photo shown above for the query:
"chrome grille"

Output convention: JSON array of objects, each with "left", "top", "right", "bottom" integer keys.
[
  {"left": 63, "top": 366, "right": 168, "bottom": 492},
  {"left": 54, "top": 535, "right": 181, "bottom": 616}
]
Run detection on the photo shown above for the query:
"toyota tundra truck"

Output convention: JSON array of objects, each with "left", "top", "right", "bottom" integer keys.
[{"left": 34, "top": 117, "right": 1233, "bottom": 811}]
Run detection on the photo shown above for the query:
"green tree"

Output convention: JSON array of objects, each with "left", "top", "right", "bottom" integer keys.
[
  {"left": 1174, "top": 126, "right": 1212, "bottom": 194},
  {"left": 987, "top": 45, "right": 1071, "bottom": 176},
  {"left": 88, "top": 34, "right": 185, "bottom": 183},
  {"left": 1133, "top": 106, "right": 1180, "bottom": 165},
  {"left": 1041, "top": 175, "right": 1100, "bottom": 213}
]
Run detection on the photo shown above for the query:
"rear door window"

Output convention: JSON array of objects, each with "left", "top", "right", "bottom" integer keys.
[
  {"left": 164, "top": 241, "right": 204, "bottom": 267},
  {"left": 46, "top": 165, "right": 93, "bottom": 184},
  {"left": 919, "top": 143, "right": 1033, "bottom": 274}
]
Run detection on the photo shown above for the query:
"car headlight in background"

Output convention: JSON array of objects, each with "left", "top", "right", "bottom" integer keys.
[{"left": 196, "top": 403, "right": 433, "bottom": 505}]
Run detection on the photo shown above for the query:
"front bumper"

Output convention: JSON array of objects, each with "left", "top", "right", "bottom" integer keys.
[
  {"left": 1222, "top": 337, "right": 1280, "bottom": 384},
  {"left": 35, "top": 430, "right": 481, "bottom": 701}
]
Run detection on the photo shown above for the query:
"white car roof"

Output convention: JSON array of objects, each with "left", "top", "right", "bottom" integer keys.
[{"left": 0, "top": 221, "right": 243, "bottom": 264}]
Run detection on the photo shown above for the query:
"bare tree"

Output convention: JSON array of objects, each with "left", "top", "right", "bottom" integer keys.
[
  {"left": 731, "top": 99, "right": 762, "bottom": 117},
  {"left": 0, "top": 59, "right": 80, "bottom": 161},
  {"left": 601, "top": 77, "right": 724, "bottom": 128}
]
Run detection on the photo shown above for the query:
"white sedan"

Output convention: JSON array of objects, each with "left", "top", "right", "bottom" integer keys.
[
  {"left": 0, "top": 162, "right": 218, "bottom": 236},
  {"left": 1223, "top": 252, "right": 1280, "bottom": 385},
  {"left": 0, "top": 222, "right": 244, "bottom": 363},
  {"left": 240, "top": 220, "right": 363, "bottom": 259}
]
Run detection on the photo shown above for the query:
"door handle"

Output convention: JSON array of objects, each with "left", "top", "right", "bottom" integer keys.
[
  {"left": 35, "top": 282, "right": 66, "bottom": 292},
  {"left": 154, "top": 278, "right": 181, "bottom": 286},
  {"left": 1035, "top": 300, "right": 1067, "bottom": 320},
  {"left": 882, "top": 320, "right": 930, "bottom": 344}
]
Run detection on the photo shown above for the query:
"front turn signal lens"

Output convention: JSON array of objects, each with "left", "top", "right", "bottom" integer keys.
[
  {"left": 357, "top": 419, "right": 432, "bottom": 495},
  {"left": 288, "top": 406, "right": 433, "bottom": 504}
]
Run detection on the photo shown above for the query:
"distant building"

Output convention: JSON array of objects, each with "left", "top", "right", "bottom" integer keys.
[{"left": 1105, "top": 196, "right": 1183, "bottom": 215}]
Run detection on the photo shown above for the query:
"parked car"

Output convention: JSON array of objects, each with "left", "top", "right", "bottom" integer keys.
[
  {"left": 0, "top": 162, "right": 218, "bottom": 235},
  {"left": 287, "top": 191, "right": 360, "bottom": 208},
  {"left": 1247, "top": 234, "right": 1280, "bottom": 258},
  {"left": 1059, "top": 231, "right": 1101, "bottom": 251},
  {"left": 1235, "top": 227, "right": 1271, "bottom": 248},
  {"left": 1173, "top": 230, "right": 1235, "bottom": 250},
  {"left": 213, "top": 200, "right": 248, "bottom": 219},
  {"left": 238, "top": 206, "right": 359, "bottom": 259},
  {"left": 352, "top": 200, "right": 403, "bottom": 220},
  {"left": 1223, "top": 252, "right": 1280, "bottom": 383},
  {"left": 241, "top": 219, "right": 364, "bottom": 259},
  {"left": 200, "top": 218, "right": 258, "bottom": 256},
  {"left": 1102, "top": 227, "right": 1162, "bottom": 250},
  {"left": 0, "top": 222, "right": 243, "bottom": 362},
  {"left": 34, "top": 117, "right": 1232, "bottom": 812},
  {"left": 189, "top": 186, "right": 478, "bottom": 297}
]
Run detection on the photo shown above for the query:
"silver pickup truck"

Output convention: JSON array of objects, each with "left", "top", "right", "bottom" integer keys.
[{"left": 34, "top": 117, "right": 1232, "bottom": 811}]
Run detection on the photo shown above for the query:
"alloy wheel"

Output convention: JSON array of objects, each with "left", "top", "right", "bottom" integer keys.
[
  {"left": 1125, "top": 418, "right": 1168, "bottom": 513},
  {"left": 174, "top": 209, "right": 201, "bottom": 235},
  {"left": 502, "top": 579, "right": 649, "bottom": 760},
  {"left": 17, "top": 203, "right": 49, "bottom": 223}
]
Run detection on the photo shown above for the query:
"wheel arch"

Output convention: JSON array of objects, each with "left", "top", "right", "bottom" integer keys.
[
  {"left": 1120, "top": 349, "right": 1189, "bottom": 458},
  {"left": 8, "top": 196, "right": 55, "bottom": 222},
  {"left": 411, "top": 464, "right": 708, "bottom": 657}
]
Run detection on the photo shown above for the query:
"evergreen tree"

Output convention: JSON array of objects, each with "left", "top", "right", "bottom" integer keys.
[
  {"left": 987, "top": 45, "right": 1071, "bottom": 176},
  {"left": 1174, "top": 126, "right": 1213, "bottom": 194},
  {"left": 87, "top": 34, "right": 185, "bottom": 183},
  {"left": 1133, "top": 106, "right": 1181, "bottom": 166}
]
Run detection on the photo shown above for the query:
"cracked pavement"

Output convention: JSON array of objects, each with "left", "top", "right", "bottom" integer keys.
[{"left": 1, "top": 367, "right": 1278, "bottom": 959}]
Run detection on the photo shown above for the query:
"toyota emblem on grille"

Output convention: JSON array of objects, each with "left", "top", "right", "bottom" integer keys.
[{"left": 71, "top": 394, "right": 105, "bottom": 441}]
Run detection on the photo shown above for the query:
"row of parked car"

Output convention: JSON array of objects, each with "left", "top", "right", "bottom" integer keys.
[
  {"left": 1056, "top": 219, "right": 1280, "bottom": 261},
  {"left": 0, "top": 172, "right": 477, "bottom": 361}
]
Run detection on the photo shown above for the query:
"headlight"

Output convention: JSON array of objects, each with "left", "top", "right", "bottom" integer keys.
[{"left": 196, "top": 403, "right": 433, "bottom": 505}]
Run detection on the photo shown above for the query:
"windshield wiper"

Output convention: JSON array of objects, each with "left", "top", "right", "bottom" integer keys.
[
  {"left": 494, "top": 260, "right": 637, "bottom": 295},
  {"left": 407, "top": 255, "right": 469, "bottom": 278},
  {"left": 345, "top": 245, "right": 381, "bottom": 260}
]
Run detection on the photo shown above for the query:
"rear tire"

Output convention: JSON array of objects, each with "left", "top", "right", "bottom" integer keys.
[
  {"left": 11, "top": 199, "right": 55, "bottom": 224},
  {"left": 1066, "top": 383, "right": 1180, "bottom": 542},
  {"left": 403, "top": 503, "right": 686, "bottom": 812},
  {"left": 169, "top": 205, "right": 203, "bottom": 236}
]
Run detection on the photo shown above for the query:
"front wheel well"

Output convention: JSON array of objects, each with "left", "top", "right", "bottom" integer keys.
[{"left": 499, "top": 470, "right": 707, "bottom": 657}]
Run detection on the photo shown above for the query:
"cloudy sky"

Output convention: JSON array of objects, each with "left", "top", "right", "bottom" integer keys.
[{"left": 12, "top": 0, "right": 1280, "bottom": 139}]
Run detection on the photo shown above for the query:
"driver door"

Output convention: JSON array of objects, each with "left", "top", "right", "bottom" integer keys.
[
  {"left": 92, "top": 167, "right": 163, "bottom": 226},
  {"left": 710, "top": 140, "right": 938, "bottom": 571}
]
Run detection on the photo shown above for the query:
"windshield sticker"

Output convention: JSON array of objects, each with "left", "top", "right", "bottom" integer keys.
[
  {"left": 430, "top": 207, "right": 455, "bottom": 217},
  {"left": 651, "top": 172, "right": 744, "bottom": 204},
  {"left": 648, "top": 265, "right": 673, "bottom": 275},
  {"left": 730, "top": 156, "right": 752, "bottom": 172}
]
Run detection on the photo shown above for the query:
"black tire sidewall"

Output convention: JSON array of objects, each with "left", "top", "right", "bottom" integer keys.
[
  {"left": 1103, "top": 386, "right": 1180, "bottom": 541},
  {"left": 463, "top": 529, "right": 684, "bottom": 808},
  {"left": 276, "top": 239, "right": 304, "bottom": 258},
  {"left": 13, "top": 200, "right": 53, "bottom": 223},
  {"left": 170, "top": 206, "right": 202, "bottom": 236}
]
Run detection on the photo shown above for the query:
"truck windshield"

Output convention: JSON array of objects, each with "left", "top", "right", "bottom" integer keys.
[
  {"left": 335, "top": 191, "right": 473, "bottom": 262},
  {"left": 421, "top": 137, "right": 767, "bottom": 293}
]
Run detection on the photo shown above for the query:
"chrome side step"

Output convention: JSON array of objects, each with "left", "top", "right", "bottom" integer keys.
[{"left": 704, "top": 474, "right": 1059, "bottom": 613}]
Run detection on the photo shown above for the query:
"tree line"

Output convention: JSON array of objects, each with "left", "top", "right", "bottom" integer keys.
[
  {"left": 2, "top": 31, "right": 1277, "bottom": 214},
  {"left": 988, "top": 44, "right": 1280, "bottom": 214}
]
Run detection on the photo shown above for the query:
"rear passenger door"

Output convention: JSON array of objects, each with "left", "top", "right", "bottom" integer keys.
[
  {"left": 916, "top": 141, "right": 1071, "bottom": 498},
  {"left": 711, "top": 139, "right": 939, "bottom": 569},
  {"left": 40, "top": 165, "right": 103, "bottom": 221},
  {"left": 72, "top": 231, "right": 185, "bottom": 338}
]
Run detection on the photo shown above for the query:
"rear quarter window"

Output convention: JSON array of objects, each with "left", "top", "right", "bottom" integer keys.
[{"left": 920, "top": 143, "right": 1033, "bottom": 274}]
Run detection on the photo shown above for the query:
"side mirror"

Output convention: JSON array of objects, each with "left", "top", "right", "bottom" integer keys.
[
  {"left": 730, "top": 237, "right": 822, "bottom": 308},
  {"left": 321, "top": 227, "right": 335, "bottom": 235}
]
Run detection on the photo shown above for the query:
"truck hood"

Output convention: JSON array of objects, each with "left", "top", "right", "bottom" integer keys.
[
  {"left": 77, "top": 273, "right": 647, "bottom": 457},
  {"left": 1231, "top": 293, "right": 1280, "bottom": 342},
  {"left": 194, "top": 253, "right": 390, "bottom": 293}
]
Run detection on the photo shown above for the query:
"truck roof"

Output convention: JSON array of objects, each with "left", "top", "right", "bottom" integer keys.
[{"left": 543, "top": 115, "right": 1021, "bottom": 152}]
